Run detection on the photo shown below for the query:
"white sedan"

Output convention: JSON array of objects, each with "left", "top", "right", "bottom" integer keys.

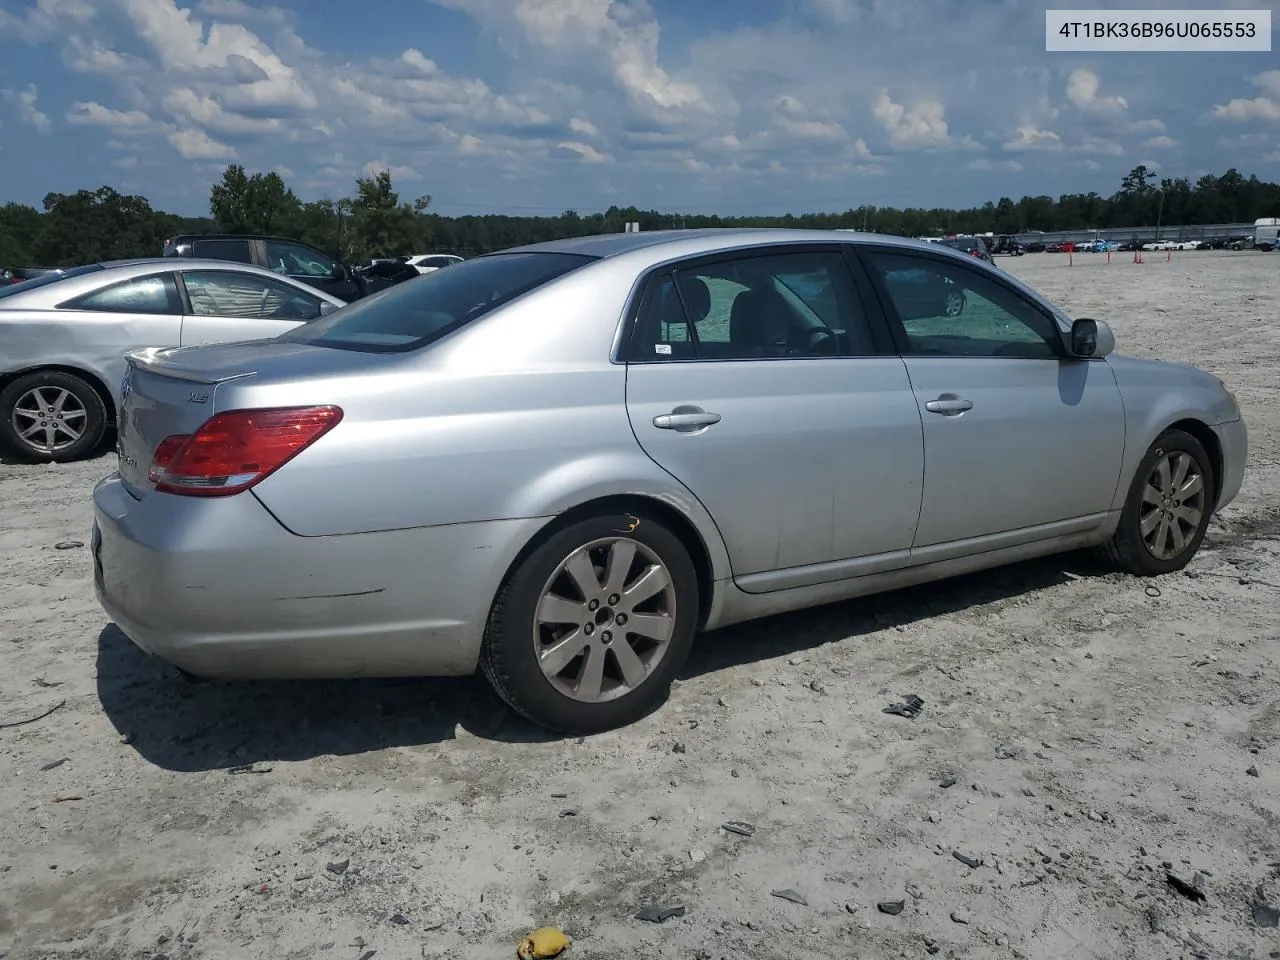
[{"left": 405, "top": 254, "right": 465, "bottom": 274}]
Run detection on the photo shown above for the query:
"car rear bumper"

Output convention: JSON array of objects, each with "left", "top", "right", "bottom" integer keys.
[
  {"left": 1211, "top": 416, "right": 1247, "bottom": 511},
  {"left": 91, "top": 473, "right": 549, "bottom": 679}
]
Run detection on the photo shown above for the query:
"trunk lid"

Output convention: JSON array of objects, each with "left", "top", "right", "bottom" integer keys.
[{"left": 116, "top": 339, "right": 390, "bottom": 499}]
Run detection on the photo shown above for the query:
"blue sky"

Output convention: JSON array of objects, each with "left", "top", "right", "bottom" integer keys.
[{"left": 1, "top": 0, "right": 1278, "bottom": 217}]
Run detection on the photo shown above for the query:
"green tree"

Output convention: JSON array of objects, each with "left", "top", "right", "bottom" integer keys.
[
  {"left": 33, "top": 187, "right": 168, "bottom": 265},
  {"left": 0, "top": 202, "right": 45, "bottom": 265},
  {"left": 210, "top": 164, "right": 302, "bottom": 235},
  {"left": 348, "top": 169, "right": 429, "bottom": 259}
]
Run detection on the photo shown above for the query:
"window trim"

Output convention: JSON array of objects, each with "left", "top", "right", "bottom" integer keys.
[
  {"left": 190, "top": 237, "right": 257, "bottom": 266},
  {"left": 56, "top": 271, "right": 183, "bottom": 316},
  {"left": 173, "top": 268, "right": 325, "bottom": 322},
  {"left": 852, "top": 244, "right": 1069, "bottom": 360},
  {"left": 264, "top": 239, "right": 340, "bottom": 279},
  {"left": 618, "top": 242, "right": 898, "bottom": 364}
]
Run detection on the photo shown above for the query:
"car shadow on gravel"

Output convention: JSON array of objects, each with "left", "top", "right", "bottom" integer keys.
[{"left": 96, "top": 550, "right": 1105, "bottom": 772}]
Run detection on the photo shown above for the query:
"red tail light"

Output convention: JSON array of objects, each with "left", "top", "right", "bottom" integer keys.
[{"left": 151, "top": 406, "right": 343, "bottom": 497}]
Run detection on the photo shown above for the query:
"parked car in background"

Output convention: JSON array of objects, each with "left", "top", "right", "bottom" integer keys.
[
  {"left": 938, "top": 235, "right": 996, "bottom": 265},
  {"left": 0, "top": 268, "right": 16, "bottom": 286},
  {"left": 163, "top": 235, "right": 421, "bottom": 301},
  {"left": 91, "top": 228, "right": 1245, "bottom": 734},
  {"left": 0, "top": 258, "right": 343, "bottom": 462},
  {"left": 406, "top": 253, "right": 465, "bottom": 274},
  {"left": 1142, "top": 240, "right": 1177, "bottom": 252}
]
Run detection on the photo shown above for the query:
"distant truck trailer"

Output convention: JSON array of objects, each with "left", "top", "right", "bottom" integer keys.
[{"left": 1256, "top": 217, "right": 1279, "bottom": 252}]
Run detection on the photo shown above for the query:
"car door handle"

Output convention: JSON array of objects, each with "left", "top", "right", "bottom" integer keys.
[
  {"left": 653, "top": 410, "right": 722, "bottom": 431},
  {"left": 924, "top": 396, "right": 974, "bottom": 415}
]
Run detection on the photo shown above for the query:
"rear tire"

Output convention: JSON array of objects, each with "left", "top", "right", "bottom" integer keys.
[
  {"left": 0, "top": 370, "right": 107, "bottom": 463},
  {"left": 480, "top": 511, "right": 699, "bottom": 735},
  {"left": 1101, "top": 429, "right": 1215, "bottom": 576}
]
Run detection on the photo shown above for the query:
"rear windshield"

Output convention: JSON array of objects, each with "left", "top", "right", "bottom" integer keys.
[
  {"left": 0, "top": 263, "right": 104, "bottom": 299},
  {"left": 278, "top": 251, "right": 596, "bottom": 352}
]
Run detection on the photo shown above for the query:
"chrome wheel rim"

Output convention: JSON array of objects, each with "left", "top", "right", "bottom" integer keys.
[
  {"left": 1140, "top": 450, "right": 1206, "bottom": 561},
  {"left": 11, "top": 386, "right": 87, "bottom": 453},
  {"left": 944, "top": 290, "right": 965, "bottom": 317},
  {"left": 533, "top": 536, "right": 677, "bottom": 704}
]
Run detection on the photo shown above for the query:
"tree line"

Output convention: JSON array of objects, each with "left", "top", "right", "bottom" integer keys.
[{"left": 2, "top": 163, "right": 1277, "bottom": 269}]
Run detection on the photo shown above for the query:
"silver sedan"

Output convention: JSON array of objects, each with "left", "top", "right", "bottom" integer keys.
[
  {"left": 0, "top": 258, "right": 344, "bottom": 462},
  {"left": 91, "top": 229, "right": 1247, "bottom": 733}
]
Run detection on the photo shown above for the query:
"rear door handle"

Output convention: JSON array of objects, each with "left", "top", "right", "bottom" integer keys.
[
  {"left": 653, "top": 409, "right": 722, "bottom": 431},
  {"left": 924, "top": 396, "right": 973, "bottom": 415}
]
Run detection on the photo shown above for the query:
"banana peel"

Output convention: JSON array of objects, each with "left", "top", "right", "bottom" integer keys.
[{"left": 517, "top": 926, "right": 571, "bottom": 960}]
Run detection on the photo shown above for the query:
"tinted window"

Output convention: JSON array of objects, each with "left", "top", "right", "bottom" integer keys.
[
  {"left": 631, "top": 250, "right": 875, "bottom": 361},
  {"left": 192, "top": 238, "right": 254, "bottom": 264},
  {"left": 61, "top": 273, "right": 181, "bottom": 314},
  {"left": 865, "top": 251, "right": 1061, "bottom": 359},
  {"left": 0, "top": 264, "right": 105, "bottom": 300},
  {"left": 419, "top": 256, "right": 461, "bottom": 268},
  {"left": 264, "top": 240, "right": 338, "bottom": 278},
  {"left": 279, "top": 252, "right": 596, "bottom": 352},
  {"left": 182, "top": 270, "right": 324, "bottom": 321}
]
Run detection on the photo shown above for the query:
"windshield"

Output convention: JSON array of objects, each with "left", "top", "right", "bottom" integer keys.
[
  {"left": 0, "top": 263, "right": 105, "bottom": 300},
  {"left": 941, "top": 238, "right": 983, "bottom": 253},
  {"left": 278, "top": 251, "right": 596, "bottom": 352}
]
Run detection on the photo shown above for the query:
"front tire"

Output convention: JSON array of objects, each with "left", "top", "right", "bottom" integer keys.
[
  {"left": 1102, "top": 429, "right": 1215, "bottom": 576},
  {"left": 0, "top": 370, "right": 107, "bottom": 463},
  {"left": 480, "top": 511, "right": 699, "bottom": 734}
]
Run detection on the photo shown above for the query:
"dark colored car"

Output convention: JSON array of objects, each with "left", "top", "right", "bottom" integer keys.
[
  {"left": 162, "top": 235, "right": 419, "bottom": 301},
  {"left": 1116, "top": 240, "right": 1143, "bottom": 252},
  {"left": 938, "top": 235, "right": 996, "bottom": 265},
  {"left": 1023, "top": 241, "right": 1046, "bottom": 253}
]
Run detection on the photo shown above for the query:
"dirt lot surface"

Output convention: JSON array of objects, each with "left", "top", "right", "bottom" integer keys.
[{"left": 1, "top": 250, "right": 1278, "bottom": 960}]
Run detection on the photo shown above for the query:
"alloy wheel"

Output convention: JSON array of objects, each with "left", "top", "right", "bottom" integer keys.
[
  {"left": 11, "top": 386, "right": 87, "bottom": 454},
  {"left": 1139, "top": 450, "right": 1206, "bottom": 560},
  {"left": 533, "top": 537, "right": 677, "bottom": 703}
]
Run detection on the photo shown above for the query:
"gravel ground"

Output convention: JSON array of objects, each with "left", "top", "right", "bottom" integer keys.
[{"left": 1, "top": 250, "right": 1277, "bottom": 960}]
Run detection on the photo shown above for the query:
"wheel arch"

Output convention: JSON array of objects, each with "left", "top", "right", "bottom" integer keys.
[
  {"left": 1164, "top": 417, "right": 1223, "bottom": 502},
  {"left": 0, "top": 364, "right": 117, "bottom": 426},
  {"left": 494, "top": 494, "right": 720, "bottom": 631}
]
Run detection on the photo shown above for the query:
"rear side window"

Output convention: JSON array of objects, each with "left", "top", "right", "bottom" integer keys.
[
  {"left": 60, "top": 273, "right": 182, "bottom": 314},
  {"left": 192, "top": 239, "right": 254, "bottom": 264},
  {"left": 279, "top": 251, "right": 596, "bottom": 352}
]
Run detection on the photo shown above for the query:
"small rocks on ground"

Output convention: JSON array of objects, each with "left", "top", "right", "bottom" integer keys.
[
  {"left": 876, "top": 900, "right": 905, "bottom": 916},
  {"left": 721, "top": 821, "right": 755, "bottom": 837},
  {"left": 995, "top": 742, "right": 1019, "bottom": 760},
  {"left": 953, "top": 850, "right": 983, "bottom": 869},
  {"left": 927, "top": 810, "right": 942, "bottom": 823},
  {"left": 939, "top": 776, "right": 957, "bottom": 789},
  {"left": 951, "top": 909, "right": 972, "bottom": 924},
  {"left": 1247, "top": 765, "right": 1260, "bottom": 777},
  {"left": 672, "top": 742, "right": 687, "bottom": 754},
  {"left": 1166, "top": 870, "right": 1207, "bottom": 902},
  {"left": 809, "top": 679, "right": 827, "bottom": 694},
  {"left": 325, "top": 859, "right": 350, "bottom": 876},
  {"left": 689, "top": 849, "right": 706, "bottom": 863},
  {"left": 558, "top": 808, "right": 580, "bottom": 818}
]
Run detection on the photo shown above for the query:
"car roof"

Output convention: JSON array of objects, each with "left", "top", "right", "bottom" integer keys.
[
  {"left": 167, "top": 234, "right": 323, "bottom": 247},
  {"left": 502, "top": 228, "right": 959, "bottom": 262},
  {"left": 0, "top": 257, "right": 347, "bottom": 308}
]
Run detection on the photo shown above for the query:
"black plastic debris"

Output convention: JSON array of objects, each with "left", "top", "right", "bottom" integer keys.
[
  {"left": 389, "top": 915, "right": 409, "bottom": 925},
  {"left": 54, "top": 541, "right": 84, "bottom": 551},
  {"left": 883, "top": 694, "right": 925, "bottom": 720},
  {"left": 1166, "top": 870, "right": 1207, "bottom": 902},
  {"left": 721, "top": 821, "right": 755, "bottom": 837},
  {"left": 877, "top": 900, "right": 905, "bottom": 916},
  {"left": 40, "top": 758, "right": 69, "bottom": 772},
  {"left": 635, "top": 904, "right": 686, "bottom": 923},
  {"left": 326, "top": 859, "right": 350, "bottom": 876},
  {"left": 953, "top": 851, "right": 983, "bottom": 869},
  {"left": 771, "top": 888, "right": 808, "bottom": 906}
]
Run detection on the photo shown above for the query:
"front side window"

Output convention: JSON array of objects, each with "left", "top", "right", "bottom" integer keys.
[
  {"left": 865, "top": 251, "right": 1062, "bottom": 359},
  {"left": 631, "top": 249, "right": 876, "bottom": 361},
  {"left": 61, "top": 273, "right": 182, "bottom": 315},
  {"left": 278, "top": 251, "right": 596, "bottom": 352},
  {"left": 192, "top": 238, "right": 254, "bottom": 264},
  {"left": 265, "top": 240, "right": 338, "bottom": 278},
  {"left": 182, "top": 270, "right": 324, "bottom": 321}
]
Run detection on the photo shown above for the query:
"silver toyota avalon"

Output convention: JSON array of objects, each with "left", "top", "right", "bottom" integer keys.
[{"left": 91, "top": 229, "right": 1247, "bottom": 733}]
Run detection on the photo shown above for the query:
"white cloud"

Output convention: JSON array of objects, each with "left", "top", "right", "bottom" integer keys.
[
  {"left": 2, "top": 84, "right": 52, "bottom": 133},
  {"left": 1002, "top": 124, "right": 1063, "bottom": 152},
  {"left": 167, "top": 128, "right": 237, "bottom": 159},
  {"left": 872, "top": 89, "right": 952, "bottom": 150},
  {"left": 1211, "top": 70, "right": 1280, "bottom": 122},
  {"left": 1143, "top": 135, "right": 1177, "bottom": 149},
  {"left": 1065, "top": 68, "right": 1127, "bottom": 114},
  {"left": 362, "top": 160, "right": 421, "bottom": 180},
  {"left": 1071, "top": 136, "right": 1124, "bottom": 157},
  {"left": 1130, "top": 118, "right": 1166, "bottom": 134},
  {"left": 569, "top": 117, "right": 599, "bottom": 137},
  {"left": 556, "top": 140, "right": 610, "bottom": 163},
  {"left": 162, "top": 88, "right": 280, "bottom": 134},
  {"left": 66, "top": 100, "right": 151, "bottom": 128}
]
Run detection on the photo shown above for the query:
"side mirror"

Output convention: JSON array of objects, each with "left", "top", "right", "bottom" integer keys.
[
  {"left": 1070, "top": 317, "right": 1115, "bottom": 358},
  {"left": 330, "top": 263, "right": 349, "bottom": 282},
  {"left": 319, "top": 300, "right": 337, "bottom": 316}
]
